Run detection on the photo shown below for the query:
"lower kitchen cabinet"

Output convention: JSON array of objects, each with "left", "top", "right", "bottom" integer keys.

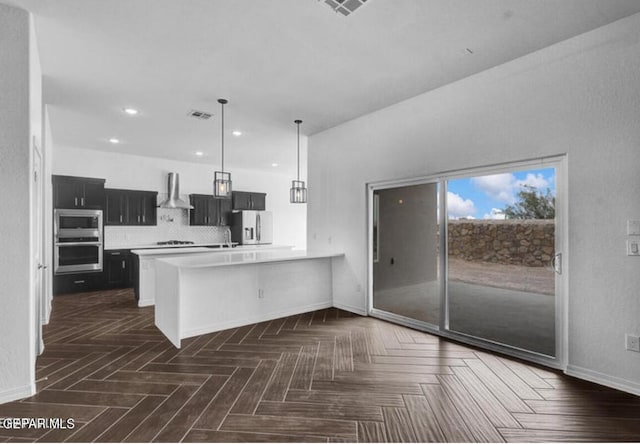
[
  {"left": 104, "top": 249, "right": 135, "bottom": 288},
  {"left": 53, "top": 272, "right": 104, "bottom": 295}
]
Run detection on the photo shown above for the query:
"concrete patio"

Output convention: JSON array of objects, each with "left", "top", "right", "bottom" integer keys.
[{"left": 373, "top": 257, "right": 556, "bottom": 356}]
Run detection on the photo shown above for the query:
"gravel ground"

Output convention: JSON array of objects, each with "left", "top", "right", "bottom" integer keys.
[{"left": 448, "top": 257, "right": 555, "bottom": 295}]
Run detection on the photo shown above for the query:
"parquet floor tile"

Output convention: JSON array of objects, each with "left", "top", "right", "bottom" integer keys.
[{"left": 1, "top": 289, "right": 639, "bottom": 442}]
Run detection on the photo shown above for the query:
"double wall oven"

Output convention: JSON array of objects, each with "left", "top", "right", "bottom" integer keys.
[{"left": 54, "top": 209, "right": 103, "bottom": 274}]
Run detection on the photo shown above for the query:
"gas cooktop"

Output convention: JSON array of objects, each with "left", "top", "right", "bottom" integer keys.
[{"left": 157, "top": 240, "right": 195, "bottom": 245}]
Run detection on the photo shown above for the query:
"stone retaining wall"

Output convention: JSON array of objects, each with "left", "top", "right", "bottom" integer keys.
[{"left": 447, "top": 219, "right": 555, "bottom": 267}]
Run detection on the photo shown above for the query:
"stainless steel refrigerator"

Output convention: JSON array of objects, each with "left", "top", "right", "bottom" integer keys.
[{"left": 230, "top": 210, "right": 273, "bottom": 245}]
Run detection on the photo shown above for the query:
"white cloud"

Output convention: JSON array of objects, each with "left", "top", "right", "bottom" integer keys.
[
  {"left": 447, "top": 192, "right": 476, "bottom": 219},
  {"left": 483, "top": 208, "right": 506, "bottom": 220},
  {"left": 517, "top": 173, "right": 549, "bottom": 190},
  {"left": 470, "top": 173, "right": 516, "bottom": 203},
  {"left": 471, "top": 172, "right": 552, "bottom": 204}
]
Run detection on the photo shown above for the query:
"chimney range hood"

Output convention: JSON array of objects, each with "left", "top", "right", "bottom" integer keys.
[{"left": 158, "top": 173, "right": 193, "bottom": 209}]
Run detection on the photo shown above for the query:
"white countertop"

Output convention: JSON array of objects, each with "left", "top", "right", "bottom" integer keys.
[
  {"left": 106, "top": 242, "right": 236, "bottom": 251},
  {"left": 131, "top": 244, "right": 294, "bottom": 257},
  {"left": 156, "top": 250, "right": 343, "bottom": 269}
]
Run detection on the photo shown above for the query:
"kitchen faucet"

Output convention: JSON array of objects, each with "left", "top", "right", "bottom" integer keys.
[{"left": 224, "top": 227, "right": 232, "bottom": 247}]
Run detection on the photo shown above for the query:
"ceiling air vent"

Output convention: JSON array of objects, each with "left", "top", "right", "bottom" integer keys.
[
  {"left": 320, "top": 0, "right": 368, "bottom": 16},
  {"left": 187, "top": 109, "right": 213, "bottom": 120}
]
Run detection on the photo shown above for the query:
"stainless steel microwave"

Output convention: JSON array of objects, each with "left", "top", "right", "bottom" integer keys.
[{"left": 54, "top": 209, "right": 103, "bottom": 274}]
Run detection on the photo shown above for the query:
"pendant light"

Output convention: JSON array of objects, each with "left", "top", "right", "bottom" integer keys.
[
  {"left": 213, "top": 98, "right": 232, "bottom": 198},
  {"left": 290, "top": 119, "right": 307, "bottom": 203}
]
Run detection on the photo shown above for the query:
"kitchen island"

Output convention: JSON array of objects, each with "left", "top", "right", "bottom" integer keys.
[
  {"left": 154, "top": 250, "right": 344, "bottom": 348},
  {"left": 132, "top": 244, "right": 293, "bottom": 306}
]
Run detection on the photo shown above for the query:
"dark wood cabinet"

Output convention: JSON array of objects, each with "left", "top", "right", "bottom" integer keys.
[
  {"left": 105, "top": 189, "right": 127, "bottom": 224},
  {"left": 189, "top": 194, "right": 209, "bottom": 225},
  {"left": 53, "top": 272, "right": 104, "bottom": 295},
  {"left": 218, "top": 197, "right": 232, "bottom": 226},
  {"left": 104, "top": 250, "right": 134, "bottom": 288},
  {"left": 53, "top": 175, "right": 105, "bottom": 209},
  {"left": 129, "top": 191, "right": 157, "bottom": 225},
  {"left": 232, "top": 191, "right": 266, "bottom": 211},
  {"left": 105, "top": 189, "right": 157, "bottom": 226},
  {"left": 189, "top": 194, "right": 232, "bottom": 226}
]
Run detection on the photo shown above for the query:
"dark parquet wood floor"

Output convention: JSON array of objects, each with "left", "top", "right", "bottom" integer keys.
[{"left": 2, "top": 289, "right": 640, "bottom": 442}]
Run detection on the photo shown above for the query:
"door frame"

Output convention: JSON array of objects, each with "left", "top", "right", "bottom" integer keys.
[
  {"left": 31, "top": 137, "right": 45, "bottom": 357},
  {"left": 366, "top": 155, "right": 568, "bottom": 370}
]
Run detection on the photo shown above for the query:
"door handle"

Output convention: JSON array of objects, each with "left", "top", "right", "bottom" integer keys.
[
  {"left": 122, "top": 260, "right": 125, "bottom": 269},
  {"left": 81, "top": 197, "right": 85, "bottom": 207},
  {"left": 120, "top": 215, "right": 123, "bottom": 223},
  {"left": 37, "top": 263, "right": 47, "bottom": 269},
  {"left": 142, "top": 214, "right": 145, "bottom": 223},
  {"left": 74, "top": 197, "right": 78, "bottom": 206},
  {"left": 552, "top": 252, "right": 562, "bottom": 275}
]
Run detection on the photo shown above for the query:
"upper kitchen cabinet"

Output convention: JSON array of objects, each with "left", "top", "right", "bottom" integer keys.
[
  {"left": 105, "top": 189, "right": 126, "bottom": 224},
  {"left": 105, "top": 189, "right": 158, "bottom": 226},
  {"left": 129, "top": 191, "right": 157, "bottom": 226},
  {"left": 218, "top": 197, "right": 232, "bottom": 226},
  {"left": 232, "top": 191, "right": 266, "bottom": 211},
  {"left": 53, "top": 175, "right": 106, "bottom": 209},
  {"left": 189, "top": 194, "right": 232, "bottom": 226}
]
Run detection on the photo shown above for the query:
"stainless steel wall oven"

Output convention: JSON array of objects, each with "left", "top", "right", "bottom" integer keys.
[{"left": 54, "top": 209, "right": 103, "bottom": 274}]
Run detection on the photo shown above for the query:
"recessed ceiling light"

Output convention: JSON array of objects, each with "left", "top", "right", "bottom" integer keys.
[
  {"left": 232, "top": 130, "right": 242, "bottom": 137},
  {"left": 271, "top": 163, "right": 279, "bottom": 167},
  {"left": 195, "top": 151, "right": 204, "bottom": 156},
  {"left": 123, "top": 107, "right": 139, "bottom": 115},
  {"left": 108, "top": 138, "right": 120, "bottom": 144}
]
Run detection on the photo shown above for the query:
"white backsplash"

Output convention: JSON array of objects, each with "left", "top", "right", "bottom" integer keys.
[{"left": 104, "top": 194, "right": 228, "bottom": 248}]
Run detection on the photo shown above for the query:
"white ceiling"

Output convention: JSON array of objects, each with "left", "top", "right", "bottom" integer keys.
[{"left": 8, "top": 0, "right": 640, "bottom": 173}]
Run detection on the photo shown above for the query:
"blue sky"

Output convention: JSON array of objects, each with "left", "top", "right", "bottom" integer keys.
[{"left": 447, "top": 167, "right": 555, "bottom": 219}]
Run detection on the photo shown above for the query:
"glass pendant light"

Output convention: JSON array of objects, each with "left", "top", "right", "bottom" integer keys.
[
  {"left": 290, "top": 119, "right": 307, "bottom": 203},
  {"left": 213, "top": 98, "right": 232, "bottom": 198}
]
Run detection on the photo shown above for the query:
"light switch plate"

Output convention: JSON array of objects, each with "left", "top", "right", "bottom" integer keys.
[
  {"left": 627, "top": 239, "right": 640, "bottom": 256},
  {"left": 627, "top": 220, "right": 640, "bottom": 236},
  {"left": 626, "top": 334, "right": 640, "bottom": 352}
]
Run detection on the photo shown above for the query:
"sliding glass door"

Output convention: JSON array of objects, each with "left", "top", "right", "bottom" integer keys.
[
  {"left": 369, "top": 159, "right": 563, "bottom": 365},
  {"left": 446, "top": 167, "right": 557, "bottom": 357}
]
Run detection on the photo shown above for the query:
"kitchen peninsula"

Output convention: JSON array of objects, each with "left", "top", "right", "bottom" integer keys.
[
  {"left": 132, "top": 244, "right": 293, "bottom": 307},
  {"left": 153, "top": 249, "right": 343, "bottom": 347}
]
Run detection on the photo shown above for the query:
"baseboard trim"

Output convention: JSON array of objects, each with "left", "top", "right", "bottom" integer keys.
[
  {"left": 181, "top": 301, "right": 333, "bottom": 342},
  {"left": 332, "top": 301, "right": 367, "bottom": 316},
  {"left": 138, "top": 299, "right": 154, "bottom": 307},
  {"left": 566, "top": 365, "right": 640, "bottom": 396},
  {"left": 0, "top": 383, "right": 35, "bottom": 405}
]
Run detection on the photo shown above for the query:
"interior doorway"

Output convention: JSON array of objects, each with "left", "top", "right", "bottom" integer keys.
[{"left": 368, "top": 157, "right": 566, "bottom": 367}]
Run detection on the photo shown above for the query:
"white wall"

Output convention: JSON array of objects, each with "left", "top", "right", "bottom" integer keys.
[
  {"left": 0, "top": 4, "right": 39, "bottom": 403},
  {"left": 309, "top": 13, "right": 640, "bottom": 394},
  {"left": 53, "top": 146, "right": 307, "bottom": 249}
]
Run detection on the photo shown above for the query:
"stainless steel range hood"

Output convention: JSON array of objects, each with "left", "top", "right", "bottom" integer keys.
[{"left": 158, "top": 173, "right": 193, "bottom": 209}]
